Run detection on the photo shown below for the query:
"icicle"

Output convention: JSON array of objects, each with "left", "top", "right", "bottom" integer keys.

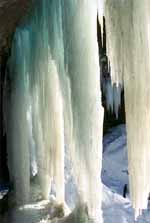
[
  {"left": 27, "top": 104, "right": 38, "bottom": 177},
  {"left": 105, "top": 0, "right": 128, "bottom": 85},
  {"left": 104, "top": 79, "right": 114, "bottom": 113},
  {"left": 102, "top": 78, "right": 121, "bottom": 118},
  {"left": 113, "top": 84, "right": 121, "bottom": 119},
  {"left": 105, "top": 0, "right": 150, "bottom": 217}
]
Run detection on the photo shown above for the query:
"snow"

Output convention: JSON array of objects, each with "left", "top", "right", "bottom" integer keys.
[
  {"left": 2, "top": 125, "right": 150, "bottom": 223},
  {"left": 102, "top": 125, "right": 150, "bottom": 223},
  {"left": 102, "top": 125, "right": 128, "bottom": 195}
]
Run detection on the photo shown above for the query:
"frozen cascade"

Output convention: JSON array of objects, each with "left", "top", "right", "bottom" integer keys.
[
  {"left": 4, "top": 0, "right": 104, "bottom": 222},
  {"left": 105, "top": 0, "right": 150, "bottom": 218}
]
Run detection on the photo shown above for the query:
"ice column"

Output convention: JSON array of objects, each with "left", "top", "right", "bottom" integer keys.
[
  {"left": 63, "top": 1, "right": 103, "bottom": 221},
  {"left": 105, "top": 0, "right": 150, "bottom": 217}
]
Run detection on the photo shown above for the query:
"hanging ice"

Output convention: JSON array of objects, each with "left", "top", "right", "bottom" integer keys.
[
  {"left": 101, "top": 77, "right": 121, "bottom": 118},
  {"left": 4, "top": 0, "right": 104, "bottom": 222},
  {"left": 105, "top": 0, "right": 150, "bottom": 218}
]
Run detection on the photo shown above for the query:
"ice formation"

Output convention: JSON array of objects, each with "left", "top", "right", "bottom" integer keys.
[
  {"left": 101, "top": 77, "right": 121, "bottom": 118},
  {"left": 105, "top": 0, "right": 150, "bottom": 218},
  {"left": 4, "top": 0, "right": 104, "bottom": 222}
]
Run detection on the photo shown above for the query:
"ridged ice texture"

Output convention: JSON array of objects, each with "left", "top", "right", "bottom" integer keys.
[
  {"left": 4, "top": 0, "right": 104, "bottom": 221},
  {"left": 105, "top": 0, "right": 150, "bottom": 218},
  {"left": 105, "top": 0, "right": 129, "bottom": 86}
]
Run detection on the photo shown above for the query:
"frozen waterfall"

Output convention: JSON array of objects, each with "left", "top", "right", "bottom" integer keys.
[
  {"left": 4, "top": 0, "right": 104, "bottom": 222},
  {"left": 105, "top": 0, "right": 150, "bottom": 218}
]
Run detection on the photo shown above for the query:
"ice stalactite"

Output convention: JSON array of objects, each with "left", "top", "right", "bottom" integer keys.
[
  {"left": 4, "top": 0, "right": 104, "bottom": 222},
  {"left": 101, "top": 78, "right": 121, "bottom": 118},
  {"left": 105, "top": 0, "right": 150, "bottom": 218}
]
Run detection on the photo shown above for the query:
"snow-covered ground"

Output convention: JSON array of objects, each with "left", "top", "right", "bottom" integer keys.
[
  {"left": 102, "top": 125, "right": 150, "bottom": 223},
  {"left": 102, "top": 125, "right": 129, "bottom": 196},
  {"left": 1, "top": 124, "right": 150, "bottom": 222}
]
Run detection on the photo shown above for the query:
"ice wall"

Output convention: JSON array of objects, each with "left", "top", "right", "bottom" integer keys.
[
  {"left": 105, "top": 0, "right": 150, "bottom": 218},
  {"left": 4, "top": 0, "right": 104, "bottom": 222}
]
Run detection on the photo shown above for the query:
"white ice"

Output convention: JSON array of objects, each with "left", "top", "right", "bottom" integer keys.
[
  {"left": 4, "top": 0, "right": 104, "bottom": 222},
  {"left": 105, "top": 0, "right": 150, "bottom": 217}
]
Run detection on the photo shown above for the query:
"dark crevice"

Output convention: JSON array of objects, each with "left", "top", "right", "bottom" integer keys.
[{"left": 0, "top": 54, "right": 10, "bottom": 186}]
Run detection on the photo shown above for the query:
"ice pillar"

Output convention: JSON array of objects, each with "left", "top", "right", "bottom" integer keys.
[
  {"left": 105, "top": 0, "right": 150, "bottom": 217},
  {"left": 63, "top": 1, "right": 103, "bottom": 221}
]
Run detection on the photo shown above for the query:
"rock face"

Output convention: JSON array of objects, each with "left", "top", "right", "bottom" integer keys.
[{"left": 0, "top": 0, "right": 32, "bottom": 58}]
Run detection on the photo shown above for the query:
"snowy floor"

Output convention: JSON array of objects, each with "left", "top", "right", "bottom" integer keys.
[
  {"left": 1, "top": 124, "right": 150, "bottom": 222},
  {"left": 102, "top": 125, "right": 150, "bottom": 223}
]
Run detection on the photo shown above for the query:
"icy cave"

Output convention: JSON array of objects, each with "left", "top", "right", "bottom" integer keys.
[{"left": 0, "top": 0, "right": 150, "bottom": 223}]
